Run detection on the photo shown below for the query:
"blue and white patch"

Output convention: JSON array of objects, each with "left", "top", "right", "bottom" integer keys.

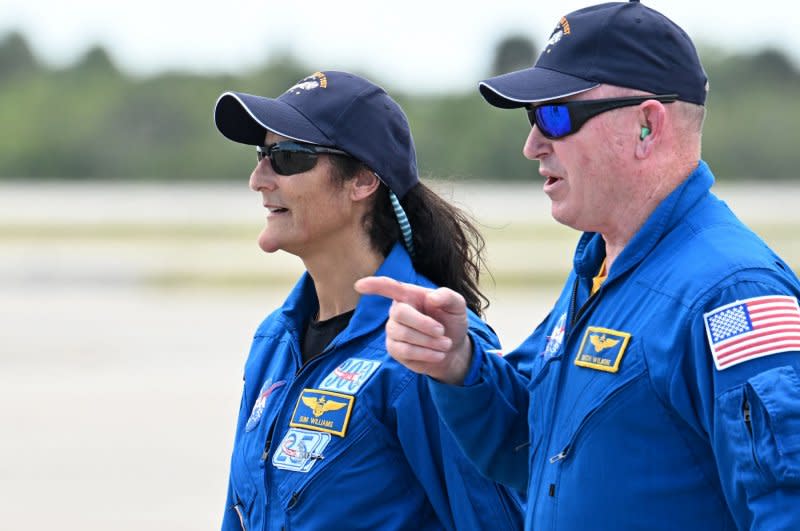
[
  {"left": 318, "top": 358, "right": 380, "bottom": 394},
  {"left": 283, "top": 72, "right": 328, "bottom": 95},
  {"left": 543, "top": 312, "right": 567, "bottom": 358},
  {"left": 245, "top": 379, "right": 286, "bottom": 432},
  {"left": 272, "top": 428, "right": 331, "bottom": 473}
]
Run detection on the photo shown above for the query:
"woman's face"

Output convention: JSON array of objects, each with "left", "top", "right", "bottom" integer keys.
[{"left": 249, "top": 132, "right": 358, "bottom": 259}]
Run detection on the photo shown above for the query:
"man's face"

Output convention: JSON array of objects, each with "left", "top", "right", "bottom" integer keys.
[{"left": 523, "top": 86, "right": 643, "bottom": 238}]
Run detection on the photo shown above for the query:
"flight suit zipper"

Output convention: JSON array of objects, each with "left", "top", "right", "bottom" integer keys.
[
  {"left": 568, "top": 280, "right": 580, "bottom": 327},
  {"left": 261, "top": 434, "right": 273, "bottom": 461},
  {"left": 569, "top": 277, "right": 601, "bottom": 329},
  {"left": 262, "top": 340, "right": 332, "bottom": 516},
  {"left": 530, "top": 276, "right": 600, "bottom": 520},
  {"left": 742, "top": 393, "right": 765, "bottom": 475},
  {"left": 545, "top": 373, "right": 645, "bottom": 500}
]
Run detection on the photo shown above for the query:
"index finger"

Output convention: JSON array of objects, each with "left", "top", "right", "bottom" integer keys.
[{"left": 355, "top": 276, "right": 431, "bottom": 307}]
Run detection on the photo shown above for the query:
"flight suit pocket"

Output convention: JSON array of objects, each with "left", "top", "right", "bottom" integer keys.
[
  {"left": 548, "top": 365, "right": 647, "bottom": 464},
  {"left": 277, "top": 423, "right": 382, "bottom": 529},
  {"left": 228, "top": 435, "right": 260, "bottom": 531},
  {"left": 227, "top": 480, "right": 254, "bottom": 531},
  {"left": 541, "top": 360, "right": 650, "bottom": 529},
  {"left": 744, "top": 365, "right": 800, "bottom": 481},
  {"left": 231, "top": 503, "right": 249, "bottom": 531}
]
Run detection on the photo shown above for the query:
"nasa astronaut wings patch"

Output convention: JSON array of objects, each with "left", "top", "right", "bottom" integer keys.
[{"left": 703, "top": 295, "right": 800, "bottom": 370}]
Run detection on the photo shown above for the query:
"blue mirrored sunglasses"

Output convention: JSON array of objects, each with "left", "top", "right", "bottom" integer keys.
[
  {"left": 526, "top": 94, "right": 678, "bottom": 139},
  {"left": 256, "top": 141, "right": 352, "bottom": 175}
]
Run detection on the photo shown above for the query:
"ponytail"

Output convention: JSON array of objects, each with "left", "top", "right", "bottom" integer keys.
[
  {"left": 330, "top": 157, "right": 489, "bottom": 316},
  {"left": 394, "top": 183, "right": 490, "bottom": 316}
]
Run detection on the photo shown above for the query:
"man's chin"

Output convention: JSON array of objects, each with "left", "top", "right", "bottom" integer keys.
[{"left": 550, "top": 207, "right": 577, "bottom": 230}]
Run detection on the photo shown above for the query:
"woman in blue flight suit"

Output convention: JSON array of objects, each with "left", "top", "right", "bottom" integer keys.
[{"left": 213, "top": 71, "right": 523, "bottom": 530}]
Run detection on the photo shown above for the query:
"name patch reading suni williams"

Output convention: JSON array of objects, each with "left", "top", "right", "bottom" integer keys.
[
  {"left": 290, "top": 388, "right": 355, "bottom": 437},
  {"left": 574, "top": 326, "right": 632, "bottom": 373}
]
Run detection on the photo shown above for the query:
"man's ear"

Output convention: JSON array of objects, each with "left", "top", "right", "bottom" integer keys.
[
  {"left": 349, "top": 169, "right": 380, "bottom": 202},
  {"left": 635, "top": 99, "right": 667, "bottom": 160}
]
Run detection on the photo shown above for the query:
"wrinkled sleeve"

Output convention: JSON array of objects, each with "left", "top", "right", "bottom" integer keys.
[
  {"left": 676, "top": 275, "right": 800, "bottom": 530},
  {"left": 427, "top": 317, "right": 533, "bottom": 492},
  {"left": 392, "top": 317, "right": 524, "bottom": 531},
  {"left": 393, "top": 373, "right": 524, "bottom": 530}
]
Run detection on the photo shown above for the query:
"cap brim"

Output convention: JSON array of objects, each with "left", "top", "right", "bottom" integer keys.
[
  {"left": 479, "top": 66, "right": 600, "bottom": 108},
  {"left": 213, "top": 92, "right": 330, "bottom": 145}
]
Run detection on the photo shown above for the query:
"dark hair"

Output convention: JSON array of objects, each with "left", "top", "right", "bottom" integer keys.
[{"left": 330, "top": 156, "right": 489, "bottom": 316}]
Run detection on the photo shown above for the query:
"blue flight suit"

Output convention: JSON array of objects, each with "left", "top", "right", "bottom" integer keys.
[
  {"left": 222, "top": 243, "right": 523, "bottom": 530},
  {"left": 431, "top": 161, "right": 800, "bottom": 530}
]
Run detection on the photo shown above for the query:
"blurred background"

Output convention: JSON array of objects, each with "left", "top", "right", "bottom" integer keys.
[{"left": 2, "top": 1, "right": 800, "bottom": 529}]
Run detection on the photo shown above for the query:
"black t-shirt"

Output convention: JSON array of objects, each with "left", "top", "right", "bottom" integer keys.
[{"left": 301, "top": 309, "right": 355, "bottom": 363}]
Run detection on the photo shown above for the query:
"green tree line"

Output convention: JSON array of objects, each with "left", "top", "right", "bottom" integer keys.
[{"left": 1, "top": 31, "right": 799, "bottom": 182}]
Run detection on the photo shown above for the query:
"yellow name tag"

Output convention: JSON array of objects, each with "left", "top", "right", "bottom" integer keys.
[
  {"left": 574, "top": 326, "right": 632, "bottom": 373},
  {"left": 290, "top": 388, "right": 355, "bottom": 437}
]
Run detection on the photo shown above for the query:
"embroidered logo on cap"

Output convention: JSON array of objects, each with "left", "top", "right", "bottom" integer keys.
[
  {"left": 318, "top": 357, "right": 380, "bottom": 394},
  {"left": 245, "top": 378, "right": 286, "bottom": 432},
  {"left": 290, "top": 388, "right": 355, "bottom": 437},
  {"left": 272, "top": 428, "right": 331, "bottom": 473},
  {"left": 574, "top": 326, "right": 631, "bottom": 373},
  {"left": 546, "top": 17, "right": 571, "bottom": 51},
  {"left": 285, "top": 71, "right": 328, "bottom": 95}
]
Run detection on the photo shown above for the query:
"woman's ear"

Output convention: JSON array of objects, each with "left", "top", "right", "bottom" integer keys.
[{"left": 349, "top": 169, "right": 381, "bottom": 202}]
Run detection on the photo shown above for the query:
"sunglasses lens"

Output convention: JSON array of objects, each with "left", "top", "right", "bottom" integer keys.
[
  {"left": 534, "top": 104, "right": 572, "bottom": 138},
  {"left": 271, "top": 150, "right": 318, "bottom": 176}
]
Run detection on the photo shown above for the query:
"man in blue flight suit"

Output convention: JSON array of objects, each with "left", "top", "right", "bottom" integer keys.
[{"left": 358, "top": 1, "right": 800, "bottom": 529}]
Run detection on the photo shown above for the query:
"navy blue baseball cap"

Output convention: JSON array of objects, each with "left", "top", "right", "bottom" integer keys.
[
  {"left": 480, "top": 0, "right": 708, "bottom": 108},
  {"left": 214, "top": 71, "right": 419, "bottom": 199}
]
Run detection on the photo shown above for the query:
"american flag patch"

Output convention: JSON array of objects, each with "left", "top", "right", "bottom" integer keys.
[{"left": 703, "top": 295, "right": 800, "bottom": 370}]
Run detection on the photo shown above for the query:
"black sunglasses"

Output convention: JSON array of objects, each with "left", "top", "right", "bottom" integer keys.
[
  {"left": 256, "top": 141, "right": 352, "bottom": 175},
  {"left": 526, "top": 94, "right": 678, "bottom": 139}
]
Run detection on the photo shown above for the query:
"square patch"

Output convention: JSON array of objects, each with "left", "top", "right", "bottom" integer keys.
[
  {"left": 290, "top": 388, "right": 355, "bottom": 437},
  {"left": 272, "top": 428, "right": 331, "bottom": 472},
  {"left": 574, "top": 326, "right": 631, "bottom": 373}
]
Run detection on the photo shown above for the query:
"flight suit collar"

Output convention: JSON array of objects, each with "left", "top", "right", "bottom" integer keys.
[{"left": 279, "top": 242, "right": 421, "bottom": 347}]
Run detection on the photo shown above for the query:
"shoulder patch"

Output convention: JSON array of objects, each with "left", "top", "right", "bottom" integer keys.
[
  {"left": 318, "top": 357, "right": 380, "bottom": 394},
  {"left": 290, "top": 388, "right": 355, "bottom": 437},
  {"left": 574, "top": 326, "right": 631, "bottom": 373},
  {"left": 272, "top": 428, "right": 331, "bottom": 472},
  {"left": 704, "top": 295, "right": 800, "bottom": 370}
]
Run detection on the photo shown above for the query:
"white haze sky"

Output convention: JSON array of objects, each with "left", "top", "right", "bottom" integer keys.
[{"left": 3, "top": 0, "right": 799, "bottom": 92}]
